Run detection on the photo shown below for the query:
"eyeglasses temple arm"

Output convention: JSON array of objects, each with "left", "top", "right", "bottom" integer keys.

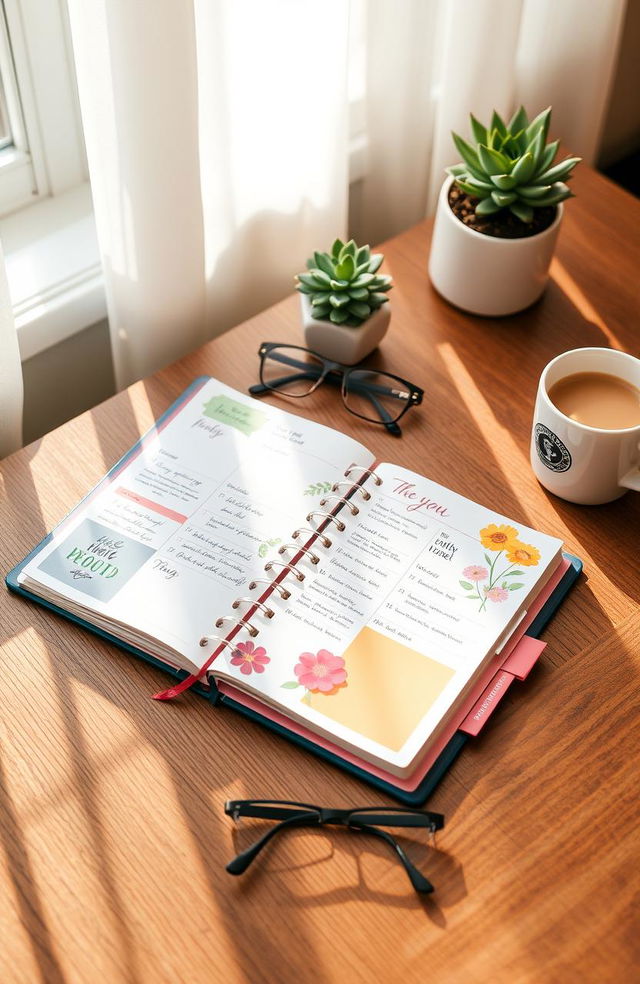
[
  {"left": 226, "top": 813, "right": 319, "bottom": 875},
  {"left": 346, "top": 385, "right": 402, "bottom": 435},
  {"left": 349, "top": 821, "right": 434, "bottom": 894}
]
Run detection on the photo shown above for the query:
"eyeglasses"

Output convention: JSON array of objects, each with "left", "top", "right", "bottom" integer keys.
[
  {"left": 224, "top": 799, "right": 444, "bottom": 894},
  {"left": 249, "top": 342, "right": 423, "bottom": 436}
]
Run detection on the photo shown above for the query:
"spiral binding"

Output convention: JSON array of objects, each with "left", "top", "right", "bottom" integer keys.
[
  {"left": 215, "top": 615, "right": 259, "bottom": 637},
  {"left": 319, "top": 494, "right": 359, "bottom": 515},
  {"left": 345, "top": 465, "right": 382, "bottom": 486},
  {"left": 278, "top": 543, "right": 320, "bottom": 565},
  {"left": 248, "top": 578, "right": 291, "bottom": 599},
  {"left": 306, "top": 510, "right": 346, "bottom": 532},
  {"left": 232, "top": 597, "right": 275, "bottom": 618},
  {"left": 198, "top": 462, "right": 383, "bottom": 677},
  {"left": 292, "top": 527, "right": 332, "bottom": 547},
  {"left": 331, "top": 481, "right": 371, "bottom": 501},
  {"left": 199, "top": 634, "right": 238, "bottom": 650},
  {"left": 264, "top": 560, "right": 305, "bottom": 581}
]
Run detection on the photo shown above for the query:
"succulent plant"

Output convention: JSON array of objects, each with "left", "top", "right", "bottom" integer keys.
[
  {"left": 295, "top": 239, "right": 392, "bottom": 327},
  {"left": 447, "top": 106, "right": 581, "bottom": 223}
]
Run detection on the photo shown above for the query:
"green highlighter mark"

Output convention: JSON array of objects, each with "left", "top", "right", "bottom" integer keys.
[{"left": 202, "top": 395, "right": 266, "bottom": 436}]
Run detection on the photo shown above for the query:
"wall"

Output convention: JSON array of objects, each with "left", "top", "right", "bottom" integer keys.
[
  {"left": 21, "top": 319, "right": 115, "bottom": 445},
  {"left": 598, "top": 0, "right": 640, "bottom": 167}
]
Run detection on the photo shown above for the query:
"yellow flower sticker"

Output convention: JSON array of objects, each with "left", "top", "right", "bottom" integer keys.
[
  {"left": 463, "top": 523, "right": 541, "bottom": 612},
  {"left": 505, "top": 542, "right": 541, "bottom": 566},
  {"left": 479, "top": 524, "right": 519, "bottom": 552}
]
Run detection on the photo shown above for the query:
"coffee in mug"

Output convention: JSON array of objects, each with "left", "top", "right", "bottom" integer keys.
[
  {"left": 547, "top": 372, "right": 640, "bottom": 430},
  {"left": 531, "top": 348, "right": 640, "bottom": 505}
]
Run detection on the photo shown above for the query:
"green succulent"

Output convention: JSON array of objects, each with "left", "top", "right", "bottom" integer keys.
[
  {"left": 295, "top": 238, "right": 392, "bottom": 327},
  {"left": 447, "top": 106, "right": 581, "bottom": 223}
]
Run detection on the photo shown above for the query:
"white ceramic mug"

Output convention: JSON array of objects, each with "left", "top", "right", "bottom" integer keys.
[{"left": 530, "top": 347, "right": 640, "bottom": 505}]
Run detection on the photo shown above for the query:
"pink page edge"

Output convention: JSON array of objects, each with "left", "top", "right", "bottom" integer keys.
[{"left": 216, "top": 556, "right": 570, "bottom": 792}]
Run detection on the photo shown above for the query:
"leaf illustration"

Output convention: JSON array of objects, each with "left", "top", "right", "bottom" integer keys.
[
  {"left": 280, "top": 680, "right": 300, "bottom": 689},
  {"left": 466, "top": 594, "right": 477, "bottom": 599},
  {"left": 484, "top": 552, "right": 493, "bottom": 565},
  {"left": 303, "top": 480, "right": 333, "bottom": 496},
  {"left": 507, "top": 583, "right": 525, "bottom": 591},
  {"left": 503, "top": 569, "right": 524, "bottom": 576},
  {"left": 258, "top": 536, "right": 282, "bottom": 558},
  {"left": 459, "top": 580, "right": 473, "bottom": 590}
]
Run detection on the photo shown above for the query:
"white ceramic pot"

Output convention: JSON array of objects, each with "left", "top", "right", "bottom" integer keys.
[
  {"left": 300, "top": 293, "right": 390, "bottom": 365},
  {"left": 428, "top": 176, "right": 563, "bottom": 317}
]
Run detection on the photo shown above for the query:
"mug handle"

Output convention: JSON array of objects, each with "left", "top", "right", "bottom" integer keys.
[{"left": 620, "top": 445, "right": 640, "bottom": 491}]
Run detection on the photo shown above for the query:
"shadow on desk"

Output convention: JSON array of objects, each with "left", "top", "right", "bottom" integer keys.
[{"left": 228, "top": 822, "right": 467, "bottom": 924}]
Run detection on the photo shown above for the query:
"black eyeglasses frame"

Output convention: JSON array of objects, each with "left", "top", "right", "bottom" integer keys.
[
  {"left": 249, "top": 342, "right": 424, "bottom": 436},
  {"left": 224, "top": 799, "right": 444, "bottom": 895}
]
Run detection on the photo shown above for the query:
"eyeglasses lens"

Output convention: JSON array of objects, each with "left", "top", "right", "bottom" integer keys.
[
  {"left": 261, "top": 346, "right": 325, "bottom": 397},
  {"left": 344, "top": 370, "right": 411, "bottom": 423}
]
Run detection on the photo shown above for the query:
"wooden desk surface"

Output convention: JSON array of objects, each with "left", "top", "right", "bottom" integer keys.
[{"left": 2, "top": 163, "right": 639, "bottom": 984}]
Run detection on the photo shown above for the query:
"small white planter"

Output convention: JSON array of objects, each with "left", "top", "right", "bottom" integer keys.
[
  {"left": 428, "top": 176, "right": 563, "bottom": 317},
  {"left": 300, "top": 293, "right": 390, "bottom": 365}
]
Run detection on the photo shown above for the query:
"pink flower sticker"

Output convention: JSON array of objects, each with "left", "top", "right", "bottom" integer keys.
[
  {"left": 230, "top": 640, "right": 270, "bottom": 675},
  {"left": 463, "top": 565, "right": 489, "bottom": 582},
  {"left": 294, "top": 649, "right": 347, "bottom": 693},
  {"left": 484, "top": 586, "right": 509, "bottom": 603}
]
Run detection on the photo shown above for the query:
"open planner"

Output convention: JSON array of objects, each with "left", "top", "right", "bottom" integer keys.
[{"left": 8, "top": 376, "right": 581, "bottom": 803}]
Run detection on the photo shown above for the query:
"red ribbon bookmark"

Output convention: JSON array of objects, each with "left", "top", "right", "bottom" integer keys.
[
  {"left": 152, "top": 673, "right": 204, "bottom": 701},
  {"left": 152, "top": 644, "right": 223, "bottom": 701}
]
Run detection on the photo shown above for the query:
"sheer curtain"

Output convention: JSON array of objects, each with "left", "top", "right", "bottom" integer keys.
[
  {"left": 0, "top": 245, "right": 23, "bottom": 458},
  {"left": 65, "top": 0, "right": 624, "bottom": 392},
  {"left": 66, "top": 0, "right": 349, "bottom": 389},
  {"left": 1, "top": 0, "right": 625, "bottom": 454}
]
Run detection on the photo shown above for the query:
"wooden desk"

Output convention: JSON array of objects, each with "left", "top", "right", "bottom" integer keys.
[{"left": 1, "top": 163, "right": 639, "bottom": 984}]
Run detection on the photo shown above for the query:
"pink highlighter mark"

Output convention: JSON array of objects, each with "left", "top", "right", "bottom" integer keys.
[{"left": 116, "top": 486, "right": 187, "bottom": 524}]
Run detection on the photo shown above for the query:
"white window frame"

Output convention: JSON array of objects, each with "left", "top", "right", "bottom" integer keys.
[
  {"left": 0, "top": 0, "right": 87, "bottom": 210},
  {"left": 0, "top": 0, "right": 105, "bottom": 361},
  {"left": 0, "top": 6, "right": 34, "bottom": 215}
]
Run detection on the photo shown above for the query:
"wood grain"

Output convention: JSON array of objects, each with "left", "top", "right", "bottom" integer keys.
[{"left": 1, "top": 162, "right": 639, "bottom": 984}]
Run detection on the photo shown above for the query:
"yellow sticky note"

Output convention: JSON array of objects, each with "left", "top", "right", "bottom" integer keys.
[{"left": 306, "top": 626, "right": 454, "bottom": 751}]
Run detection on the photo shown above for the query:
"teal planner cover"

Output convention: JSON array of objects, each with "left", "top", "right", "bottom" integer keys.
[{"left": 6, "top": 379, "right": 582, "bottom": 806}]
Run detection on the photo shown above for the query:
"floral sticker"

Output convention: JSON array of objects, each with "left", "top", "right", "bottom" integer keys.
[
  {"left": 460, "top": 524, "right": 540, "bottom": 612},
  {"left": 230, "top": 640, "right": 270, "bottom": 675},
  {"left": 281, "top": 649, "right": 348, "bottom": 705}
]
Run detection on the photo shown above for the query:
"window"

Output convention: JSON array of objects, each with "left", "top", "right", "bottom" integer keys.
[
  {"left": 0, "top": 0, "right": 103, "bottom": 361},
  {"left": 0, "top": 0, "right": 87, "bottom": 217}
]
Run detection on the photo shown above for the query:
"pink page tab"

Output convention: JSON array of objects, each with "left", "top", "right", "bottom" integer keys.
[
  {"left": 501, "top": 635, "right": 546, "bottom": 680},
  {"left": 459, "top": 670, "right": 515, "bottom": 737}
]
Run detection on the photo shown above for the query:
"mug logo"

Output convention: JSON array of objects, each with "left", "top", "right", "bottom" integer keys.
[{"left": 535, "top": 423, "right": 571, "bottom": 472}]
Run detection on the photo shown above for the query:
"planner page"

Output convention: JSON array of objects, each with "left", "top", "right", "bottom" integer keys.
[
  {"left": 211, "top": 461, "right": 563, "bottom": 775},
  {"left": 19, "top": 377, "right": 374, "bottom": 671}
]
